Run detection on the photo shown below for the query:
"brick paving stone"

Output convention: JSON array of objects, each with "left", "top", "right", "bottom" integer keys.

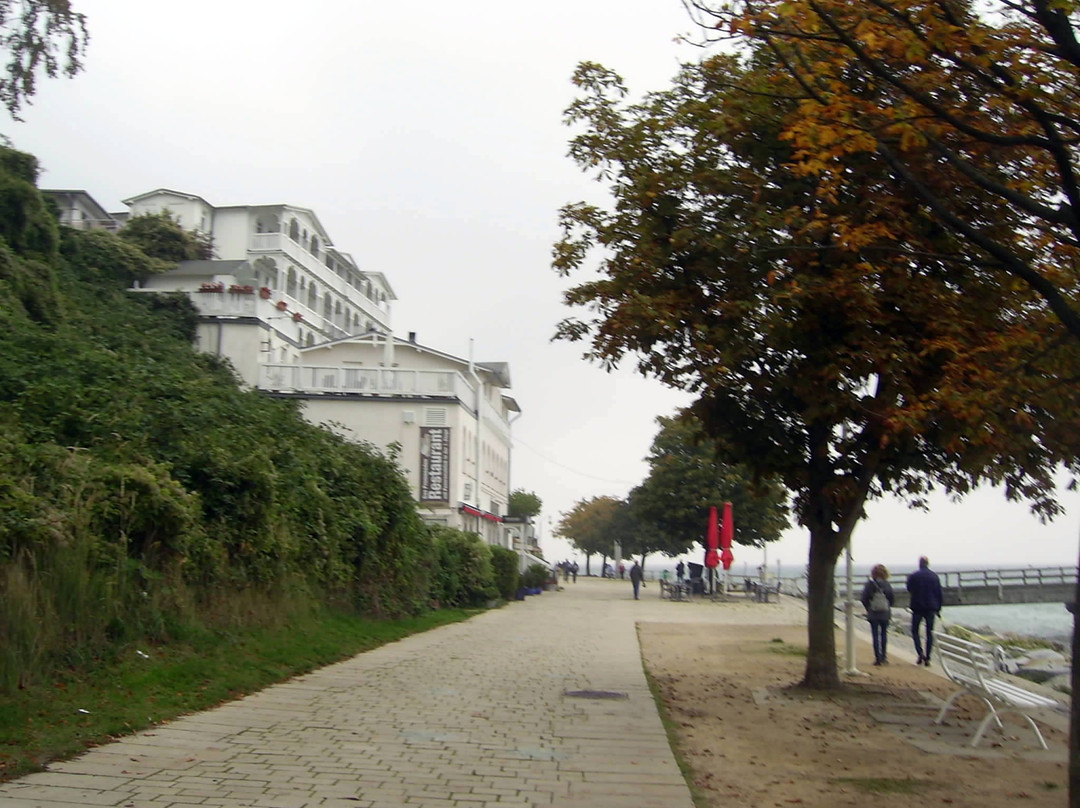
[{"left": 0, "top": 578, "right": 796, "bottom": 807}]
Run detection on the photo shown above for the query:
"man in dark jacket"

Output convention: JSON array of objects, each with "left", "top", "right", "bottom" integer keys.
[
  {"left": 629, "top": 562, "right": 644, "bottom": 600},
  {"left": 906, "top": 556, "right": 944, "bottom": 666}
]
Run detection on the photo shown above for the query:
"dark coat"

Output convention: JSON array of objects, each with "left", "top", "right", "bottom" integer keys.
[
  {"left": 629, "top": 564, "right": 643, "bottom": 583},
  {"left": 906, "top": 567, "right": 944, "bottom": 613}
]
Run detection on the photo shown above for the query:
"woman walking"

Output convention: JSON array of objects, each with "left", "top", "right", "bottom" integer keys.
[{"left": 860, "top": 564, "right": 895, "bottom": 666}]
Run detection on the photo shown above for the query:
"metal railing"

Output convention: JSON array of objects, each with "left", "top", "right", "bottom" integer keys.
[
  {"left": 259, "top": 364, "right": 475, "bottom": 399},
  {"left": 827, "top": 566, "right": 1078, "bottom": 605},
  {"left": 938, "top": 567, "right": 1077, "bottom": 598},
  {"left": 249, "top": 232, "right": 389, "bottom": 323}
]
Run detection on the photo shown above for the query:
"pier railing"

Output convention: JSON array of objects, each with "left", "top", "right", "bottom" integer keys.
[
  {"left": 824, "top": 566, "right": 1078, "bottom": 607},
  {"left": 938, "top": 567, "right": 1076, "bottom": 591}
]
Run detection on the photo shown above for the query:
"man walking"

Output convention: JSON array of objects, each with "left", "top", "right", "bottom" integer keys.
[
  {"left": 906, "top": 556, "right": 943, "bottom": 666},
  {"left": 629, "top": 561, "right": 644, "bottom": 600}
]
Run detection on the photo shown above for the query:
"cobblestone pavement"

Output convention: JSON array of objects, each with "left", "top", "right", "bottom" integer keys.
[{"left": 0, "top": 577, "right": 804, "bottom": 808}]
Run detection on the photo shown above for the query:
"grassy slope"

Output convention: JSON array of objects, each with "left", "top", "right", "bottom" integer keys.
[{"left": 0, "top": 606, "right": 477, "bottom": 782}]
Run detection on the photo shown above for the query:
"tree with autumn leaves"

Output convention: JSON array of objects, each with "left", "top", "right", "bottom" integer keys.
[
  {"left": 555, "top": 495, "right": 624, "bottom": 575},
  {"left": 675, "top": 1, "right": 1080, "bottom": 796},
  {"left": 554, "top": 53, "right": 1079, "bottom": 690},
  {"left": 684, "top": 0, "right": 1080, "bottom": 338}
]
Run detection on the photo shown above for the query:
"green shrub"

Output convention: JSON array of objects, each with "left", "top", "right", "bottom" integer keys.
[
  {"left": 521, "top": 563, "right": 550, "bottom": 589},
  {"left": 0, "top": 148, "right": 442, "bottom": 692},
  {"left": 489, "top": 545, "right": 519, "bottom": 600},
  {"left": 431, "top": 527, "right": 496, "bottom": 607}
]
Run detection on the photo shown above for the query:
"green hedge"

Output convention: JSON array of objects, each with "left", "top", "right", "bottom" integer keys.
[
  {"left": 430, "top": 527, "right": 497, "bottom": 607},
  {"left": 489, "top": 545, "right": 519, "bottom": 600}
]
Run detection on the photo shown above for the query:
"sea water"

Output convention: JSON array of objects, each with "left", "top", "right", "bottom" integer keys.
[
  {"left": 784, "top": 563, "right": 1076, "bottom": 645},
  {"left": 944, "top": 602, "right": 1073, "bottom": 644}
]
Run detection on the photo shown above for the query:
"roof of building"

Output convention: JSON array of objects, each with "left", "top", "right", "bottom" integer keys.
[
  {"left": 122, "top": 188, "right": 214, "bottom": 209},
  {"left": 41, "top": 189, "right": 116, "bottom": 222},
  {"left": 303, "top": 333, "right": 512, "bottom": 388},
  {"left": 477, "top": 362, "right": 511, "bottom": 388}
]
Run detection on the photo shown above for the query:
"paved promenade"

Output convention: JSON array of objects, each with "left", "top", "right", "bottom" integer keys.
[{"left": 0, "top": 577, "right": 804, "bottom": 808}]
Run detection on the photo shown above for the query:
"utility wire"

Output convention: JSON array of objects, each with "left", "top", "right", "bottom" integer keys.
[{"left": 512, "top": 435, "right": 641, "bottom": 486}]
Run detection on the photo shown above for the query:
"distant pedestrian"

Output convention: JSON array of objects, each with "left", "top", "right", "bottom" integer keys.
[
  {"left": 629, "top": 562, "right": 644, "bottom": 599},
  {"left": 860, "top": 564, "right": 895, "bottom": 666},
  {"left": 676, "top": 561, "right": 685, "bottom": 582},
  {"left": 618, "top": 563, "right": 626, "bottom": 579},
  {"left": 661, "top": 569, "right": 670, "bottom": 582},
  {"left": 561, "top": 561, "right": 570, "bottom": 583},
  {"left": 907, "top": 556, "right": 944, "bottom": 666},
  {"left": 571, "top": 561, "right": 578, "bottom": 583}
]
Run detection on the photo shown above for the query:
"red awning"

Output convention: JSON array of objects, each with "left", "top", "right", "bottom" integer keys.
[{"left": 458, "top": 504, "right": 502, "bottom": 523}]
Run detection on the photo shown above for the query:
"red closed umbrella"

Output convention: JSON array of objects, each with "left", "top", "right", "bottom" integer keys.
[
  {"left": 705, "top": 505, "right": 720, "bottom": 569},
  {"left": 720, "top": 501, "right": 734, "bottom": 570}
]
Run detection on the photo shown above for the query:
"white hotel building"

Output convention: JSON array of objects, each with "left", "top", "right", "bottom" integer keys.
[{"left": 52, "top": 188, "right": 535, "bottom": 552}]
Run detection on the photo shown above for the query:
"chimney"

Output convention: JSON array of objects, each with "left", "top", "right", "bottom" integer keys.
[{"left": 408, "top": 331, "right": 417, "bottom": 343}]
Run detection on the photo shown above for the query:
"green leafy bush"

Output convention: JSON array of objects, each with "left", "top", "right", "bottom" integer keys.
[
  {"left": 0, "top": 146, "right": 440, "bottom": 691},
  {"left": 489, "top": 545, "right": 519, "bottom": 600},
  {"left": 431, "top": 527, "right": 496, "bottom": 607},
  {"left": 521, "top": 563, "right": 550, "bottom": 589}
]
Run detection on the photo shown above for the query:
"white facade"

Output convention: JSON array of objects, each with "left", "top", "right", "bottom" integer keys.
[
  {"left": 113, "top": 189, "right": 519, "bottom": 542},
  {"left": 43, "top": 190, "right": 119, "bottom": 232},
  {"left": 125, "top": 189, "right": 395, "bottom": 344},
  {"left": 282, "top": 334, "right": 520, "bottom": 543}
]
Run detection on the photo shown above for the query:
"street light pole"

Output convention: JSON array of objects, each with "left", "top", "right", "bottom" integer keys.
[{"left": 844, "top": 536, "right": 864, "bottom": 675}]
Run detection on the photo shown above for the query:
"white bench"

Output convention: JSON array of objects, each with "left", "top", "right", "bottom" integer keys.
[{"left": 934, "top": 633, "right": 1061, "bottom": 750}]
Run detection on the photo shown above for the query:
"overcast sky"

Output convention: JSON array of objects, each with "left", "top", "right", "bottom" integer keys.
[{"left": 8, "top": 0, "right": 1077, "bottom": 573}]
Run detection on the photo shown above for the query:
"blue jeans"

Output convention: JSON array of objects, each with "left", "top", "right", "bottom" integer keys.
[
  {"left": 632, "top": 580, "right": 641, "bottom": 599},
  {"left": 869, "top": 617, "right": 889, "bottom": 662},
  {"left": 911, "top": 611, "right": 937, "bottom": 660}
]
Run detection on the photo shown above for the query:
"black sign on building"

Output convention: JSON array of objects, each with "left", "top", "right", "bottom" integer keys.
[{"left": 419, "top": 426, "right": 450, "bottom": 503}]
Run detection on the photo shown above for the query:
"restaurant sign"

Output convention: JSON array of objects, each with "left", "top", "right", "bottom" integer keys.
[{"left": 419, "top": 426, "right": 450, "bottom": 503}]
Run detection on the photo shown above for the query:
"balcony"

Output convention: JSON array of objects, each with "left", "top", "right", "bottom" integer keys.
[
  {"left": 248, "top": 232, "right": 389, "bottom": 326},
  {"left": 183, "top": 288, "right": 351, "bottom": 341},
  {"left": 259, "top": 363, "right": 477, "bottom": 401}
]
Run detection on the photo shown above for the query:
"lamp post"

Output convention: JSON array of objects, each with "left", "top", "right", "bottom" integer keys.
[{"left": 843, "top": 536, "right": 864, "bottom": 676}]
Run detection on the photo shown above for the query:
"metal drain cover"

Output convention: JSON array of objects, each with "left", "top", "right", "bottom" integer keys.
[{"left": 563, "top": 689, "right": 629, "bottom": 700}]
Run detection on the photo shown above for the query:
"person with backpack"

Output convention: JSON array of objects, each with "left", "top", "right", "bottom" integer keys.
[{"left": 860, "top": 564, "right": 895, "bottom": 666}]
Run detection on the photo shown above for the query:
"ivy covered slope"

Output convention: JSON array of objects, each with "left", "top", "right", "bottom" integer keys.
[{"left": 0, "top": 148, "right": 434, "bottom": 687}]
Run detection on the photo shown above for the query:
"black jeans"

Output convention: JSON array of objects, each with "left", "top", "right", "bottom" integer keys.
[
  {"left": 869, "top": 617, "right": 889, "bottom": 662},
  {"left": 911, "top": 610, "right": 937, "bottom": 659}
]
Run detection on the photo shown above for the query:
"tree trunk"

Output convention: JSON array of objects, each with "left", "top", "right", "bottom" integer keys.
[{"left": 801, "top": 527, "right": 845, "bottom": 689}]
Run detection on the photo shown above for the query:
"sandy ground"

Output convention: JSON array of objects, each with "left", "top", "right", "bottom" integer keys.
[{"left": 638, "top": 596, "right": 1070, "bottom": 808}]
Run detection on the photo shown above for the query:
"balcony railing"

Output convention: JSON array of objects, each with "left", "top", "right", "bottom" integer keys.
[
  {"left": 248, "top": 232, "right": 389, "bottom": 325},
  {"left": 183, "top": 289, "right": 352, "bottom": 341},
  {"left": 259, "top": 364, "right": 476, "bottom": 400},
  {"left": 189, "top": 291, "right": 260, "bottom": 317}
]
